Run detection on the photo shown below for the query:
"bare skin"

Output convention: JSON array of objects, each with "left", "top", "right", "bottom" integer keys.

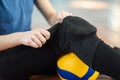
[{"left": 0, "top": 0, "right": 72, "bottom": 51}]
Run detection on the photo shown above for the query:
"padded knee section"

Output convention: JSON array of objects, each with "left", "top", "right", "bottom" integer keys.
[
  {"left": 48, "top": 16, "right": 102, "bottom": 66},
  {"left": 57, "top": 52, "right": 99, "bottom": 80},
  {"left": 62, "top": 16, "right": 97, "bottom": 39}
]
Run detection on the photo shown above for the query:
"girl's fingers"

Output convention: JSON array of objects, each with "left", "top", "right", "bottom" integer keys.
[
  {"left": 34, "top": 32, "right": 47, "bottom": 45},
  {"left": 27, "top": 39, "right": 39, "bottom": 48},
  {"left": 38, "top": 28, "right": 51, "bottom": 40},
  {"left": 31, "top": 35, "right": 42, "bottom": 47}
]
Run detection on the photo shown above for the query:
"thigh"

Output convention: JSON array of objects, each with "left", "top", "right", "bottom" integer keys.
[{"left": 0, "top": 41, "right": 60, "bottom": 80}]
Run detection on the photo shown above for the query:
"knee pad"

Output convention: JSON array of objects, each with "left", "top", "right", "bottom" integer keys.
[
  {"left": 48, "top": 16, "right": 102, "bottom": 66},
  {"left": 57, "top": 52, "right": 99, "bottom": 80}
]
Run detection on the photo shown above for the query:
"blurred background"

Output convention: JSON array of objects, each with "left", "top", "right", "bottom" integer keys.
[{"left": 32, "top": 0, "right": 120, "bottom": 48}]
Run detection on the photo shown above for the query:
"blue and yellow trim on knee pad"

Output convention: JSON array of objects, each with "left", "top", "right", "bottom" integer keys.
[{"left": 57, "top": 52, "right": 99, "bottom": 80}]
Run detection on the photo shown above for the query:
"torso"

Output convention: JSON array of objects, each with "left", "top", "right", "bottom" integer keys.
[{"left": 0, "top": 0, "right": 35, "bottom": 35}]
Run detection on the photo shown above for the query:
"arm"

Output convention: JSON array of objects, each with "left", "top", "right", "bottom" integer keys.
[
  {"left": 0, "top": 33, "right": 21, "bottom": 51},
  {"left": 0, "top": 0, "right": 70, "bottom": 51},
  {"left": 35, "top": 0, "right": 72, "bottom": 26},
  {"left": 0, "top": 28, "right": 50, "bottom": 51}
]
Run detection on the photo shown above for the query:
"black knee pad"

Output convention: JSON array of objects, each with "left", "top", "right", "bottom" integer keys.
[{"left": 48, "top": 16, "right": 102, "bottom": 67}]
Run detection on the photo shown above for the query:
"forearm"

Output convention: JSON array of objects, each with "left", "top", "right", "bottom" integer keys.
[
  {"left": 35, "top": 0, "right": 72, "bottom": 26},
  {"left": 0, "top": 32, "right": 21, "bottom": 51},
  {"left": 35, "top": 0, "right": 56, "bottom": 26},
  {"left": 0, "top": 28, "right": 50, "bottom": 51}
]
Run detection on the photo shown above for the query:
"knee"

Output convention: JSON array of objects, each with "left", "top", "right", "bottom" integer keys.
[
  {"left": 57, "top": 52, "right": 99, "bottom": 80},
  {"left": 62, "top": 16, "right": 97, "bottom": 39}
]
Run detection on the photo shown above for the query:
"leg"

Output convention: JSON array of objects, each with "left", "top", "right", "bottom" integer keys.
[
  {"left": 48, "top": 16, "right": 101, "bottom": 67},
  {"left": 0, "top": 40, "right": 60, "bottom": 80},
  {"left": 93, "top": 42, "right": 120, "bottom": 79},
  {"left": 49, "top": 16, "right": 120, "bottom": 79}
]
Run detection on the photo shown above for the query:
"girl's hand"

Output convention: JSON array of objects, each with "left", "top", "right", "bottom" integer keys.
[
  {"left": 49, "top": 11, "right": 72, "bottom": 26},
  {"left": 55, "top": 11, "right": 72, "bottom": 23},
  {"left": 19, "top": 28, "right": 50, "bottom": 48}
]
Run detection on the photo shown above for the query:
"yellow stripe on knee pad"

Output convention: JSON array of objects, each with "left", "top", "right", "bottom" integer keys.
[{"left": 57, "top": 52, "right": 99, "bottom": 80}]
